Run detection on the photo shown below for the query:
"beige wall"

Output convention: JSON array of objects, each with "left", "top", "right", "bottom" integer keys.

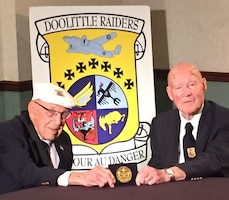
[
  {"left": 165, "top": 0, "right": 229, "bottom": 72},
  {"left": 1, "top": 0, "right": 229, "bottom": 82},
  {"left": 0, "top": 0, "right": 18, "bottom": 81}
]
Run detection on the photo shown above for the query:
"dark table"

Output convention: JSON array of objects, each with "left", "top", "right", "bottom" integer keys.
[{"left": 0, "top": 178, "right": 228, "bottom": 200}]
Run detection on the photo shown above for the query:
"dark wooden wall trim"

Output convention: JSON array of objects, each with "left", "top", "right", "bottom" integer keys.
[
  {"left": 0, "top": 69, "right": 229, "bottom": 91},
  {"left": 0, "top": 80, "right": 32, "bottom": 92},
  {"left": 154, "top": 69, "right": 229, "bottom": 82}
]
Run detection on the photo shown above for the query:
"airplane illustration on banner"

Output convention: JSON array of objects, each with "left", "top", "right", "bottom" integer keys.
[{"left": 63, "top": 32, "right": 121, "bottom": 58}]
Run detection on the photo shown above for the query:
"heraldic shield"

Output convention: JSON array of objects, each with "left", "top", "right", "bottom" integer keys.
[{"left": 34, "top": 12, "right": 149, "bottom": 169}]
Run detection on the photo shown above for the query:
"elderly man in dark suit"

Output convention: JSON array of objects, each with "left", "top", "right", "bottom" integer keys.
[
  {"left": 136, "top": 62, "right": 229, "bottom": 185},
  {"left": 0, "top": 83, "right": 115, "bottom": 194}
]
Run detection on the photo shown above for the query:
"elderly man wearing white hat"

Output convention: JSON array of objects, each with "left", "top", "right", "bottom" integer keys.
[{"left": 0, "top": 82, "right": 115, "bottom": 194}]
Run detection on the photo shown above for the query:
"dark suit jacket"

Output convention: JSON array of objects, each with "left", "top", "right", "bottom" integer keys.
[
  {"left": 0, "top": 111, "right": 73, "bottom": 194},
  {"left": 148, "top": 100, "right": 229, "bottom": 179}
]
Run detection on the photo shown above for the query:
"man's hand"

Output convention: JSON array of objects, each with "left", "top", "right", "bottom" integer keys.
[
  {"left": 135, "top": 166, "right": 168, "bottom": 185},
  {"left": 69, "top": 165, "right": 116, "bottom": 188},
  {"left": 135, "top": 166, "right": 186, "bottom": 186}
]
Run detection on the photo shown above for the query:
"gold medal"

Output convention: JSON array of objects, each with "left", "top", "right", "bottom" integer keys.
[
  {"left": 187, "top": 147, "right": 196, "bottom": 158},
  {"left": 116, "top": 166, "right": 132, "bottom": 183}
]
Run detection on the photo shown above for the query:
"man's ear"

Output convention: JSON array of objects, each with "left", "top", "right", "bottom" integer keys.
[
  {"left": 28, "top": 101, "right": 36, "bottom": 120},
  {"left": 202, "top": 77, "right": 207, "bottom": 92},
  {"left": 166, "top": 86, "right": 174, "bottom": 101}
]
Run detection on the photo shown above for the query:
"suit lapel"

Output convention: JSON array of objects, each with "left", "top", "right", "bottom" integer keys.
[
  {"left": 160, "top": 109, "right": 180, "bottom": 165},
  {"left": 20, "top": 112, "right": 53, "bottom": 166},
  {"left": 28, "top": 124, "right": 52, "bottom": 166},
  {"left": 196, "top": 101, "right": 212, "bottom": 153},
  {"left": 170, "top": 111, "right": 181, "bottom": 164}
]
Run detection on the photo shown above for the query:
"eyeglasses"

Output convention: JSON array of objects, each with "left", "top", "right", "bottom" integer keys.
[{"left": 34, "top": 101, "right": 71, "bottom": 119}]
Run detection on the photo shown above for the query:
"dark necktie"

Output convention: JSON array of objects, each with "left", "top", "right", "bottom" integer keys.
[
  {"left": 183, "top": 122, "right": 196, "bottom": 161},
  {"left": 42, "top": 141, "right": 53, "bottom": 166}
]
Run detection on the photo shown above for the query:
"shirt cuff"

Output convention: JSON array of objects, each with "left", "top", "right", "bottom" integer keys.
[{"left": 57, "top": 171, "right": 71, "bottom": 186}]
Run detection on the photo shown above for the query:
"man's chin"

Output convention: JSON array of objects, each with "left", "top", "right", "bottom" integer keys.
[{"left": 47, "top": 132, "right": 60, "bottom": 140}]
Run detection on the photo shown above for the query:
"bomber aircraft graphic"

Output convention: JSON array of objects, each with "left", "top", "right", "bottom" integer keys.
[{"left": 63, "top": 32, "right": 121, "bottom": 58}]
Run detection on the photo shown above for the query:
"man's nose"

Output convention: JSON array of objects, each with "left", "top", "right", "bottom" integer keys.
[{"left": 182, "top": 86, "right": 192, "bottom": 96}]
